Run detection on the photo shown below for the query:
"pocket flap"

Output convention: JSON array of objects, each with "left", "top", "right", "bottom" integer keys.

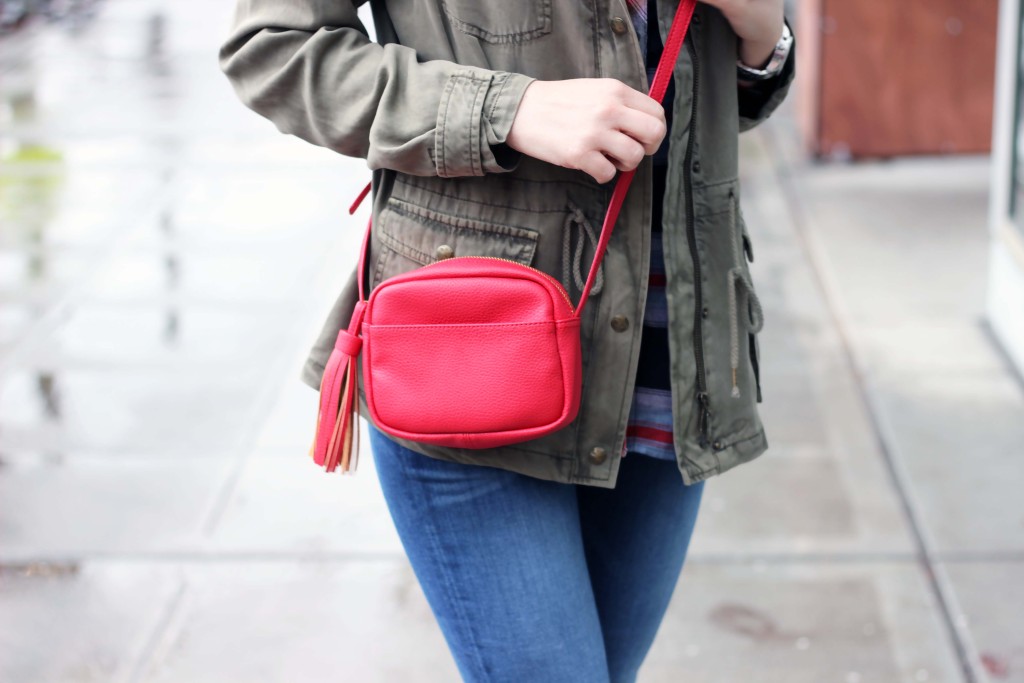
[{"left": 378, "top": 196, "right": 540, "bottom": 267}]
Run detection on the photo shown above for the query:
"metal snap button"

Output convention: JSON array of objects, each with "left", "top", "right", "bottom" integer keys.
[
  {"left": 610, "top": 16, "right": 628, "bottom": 34},
  {"left": 610, "top": 315, "right": 629, "bottom": 332},
  {"left": 435, "top": 244, "right": 455, "bottom": 260},
  {"left": 589, "top": 447, "right": 608, "bottom": 464},
  {"left": 692, "top": 160, "right": 701, "bottom": 173},
  {"left": 712, "top": 439, "right": 723, "bottom": 451},
  {"left": 702, "top": 306, "right": 709, "bottom": 319}
]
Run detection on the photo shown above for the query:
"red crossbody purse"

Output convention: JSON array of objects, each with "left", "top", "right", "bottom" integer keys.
[{"left": 309, "top": 0, "right": 697, "bottom": 472}]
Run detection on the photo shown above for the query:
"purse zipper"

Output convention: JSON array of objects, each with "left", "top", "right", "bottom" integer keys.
[{"left": 414, "top": 254, "right": 576, "bottom": 312}]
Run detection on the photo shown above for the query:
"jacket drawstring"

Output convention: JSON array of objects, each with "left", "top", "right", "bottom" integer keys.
[
  {"left": 726, "top": 191, "right": 763, "bottom": 398},
  {"left": 562, "top": 206, "right": 604, "bottom": 297}
]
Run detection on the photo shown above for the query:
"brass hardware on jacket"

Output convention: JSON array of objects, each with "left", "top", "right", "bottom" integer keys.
[{"left": 219, "top": 0, "right": 796, "bottom": 488}]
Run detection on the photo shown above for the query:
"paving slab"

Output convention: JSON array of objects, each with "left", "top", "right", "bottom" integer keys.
[
  {"left": 939, "top": 562, "right": 1024, "bottom": 682},
  {"left": 83, "top": 247, "right": 323, "bottom": 305},
  {"left": 0, "top": 562, "right": 182, "bottom": 683},
  {"left": 867, "top": 369, "right": 1024, "bottom": 556},
  {"left": 690, "top": 446, "right": 913, "bottom": 557},
  {"left": 643, "top": 562, "right": 964, "bottom": 683},
  {"left": 0, "top": 246, "right": 105, "bottom": 307},
  {"left": 775, "top": 114, "right": 1023, "bottom": 677},
  {"left": 168, "top": 169, "right": 354, "bottom": 238},
  {"left": 0, "top": 366, "right": 268, "bottom": 455},
  {"left": 247, "top": 372, "right": 331, "bottom": 455},
  {"left": 136, "top": 560, "right": 459, "bottom": 683},
  {"left": 37, "top": 302, "right": 300, "bottom": 369},
  {"left": 204, "top": 451, "right": 404, "bottom": 557},
  {"left": 0, "top": 167, "right": 164, "bottom": 249},
  {"left": 793, "top": 157, "right": 992, "bottom": 327},
  {"left": 786, "top": 152, "right": 1024, "bottom": 558},
  {"left": 0, "top": 457, "right": 232, "bottom": 559},
  {"left": 854, "top": 321, "right": 1010, "bottom": 377}
]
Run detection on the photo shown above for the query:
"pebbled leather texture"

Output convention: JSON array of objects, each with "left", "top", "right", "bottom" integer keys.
[{"left": 363, "top": 257, "right": 582, "bottom": 448}]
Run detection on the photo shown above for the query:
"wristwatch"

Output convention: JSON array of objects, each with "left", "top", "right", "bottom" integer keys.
[{"left": 736, "top": 21, "right": 793, "bottom": 82}]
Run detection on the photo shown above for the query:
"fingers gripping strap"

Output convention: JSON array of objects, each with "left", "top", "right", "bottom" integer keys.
[
  {"left": 347, "top": 0, "right": 696, "bottom": 316},
  {"left": 316, "top": 3, "right": 697, "bottom": 472},
  {"left": 574, "top": 0, "right": 697, "bottom": 318}
]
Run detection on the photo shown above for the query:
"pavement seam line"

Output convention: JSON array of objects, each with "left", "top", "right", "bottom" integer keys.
[{"left": 760, "top": 118, "right": 984, "bottom": 683}]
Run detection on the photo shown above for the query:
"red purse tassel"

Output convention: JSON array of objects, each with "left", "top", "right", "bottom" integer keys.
[{"left": 309, "top": 301, "right": 366, "bottom": 473}]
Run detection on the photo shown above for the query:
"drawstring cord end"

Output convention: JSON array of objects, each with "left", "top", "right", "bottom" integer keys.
[{"left": 563, "top": 207, "right": 604, "bottom": 297}]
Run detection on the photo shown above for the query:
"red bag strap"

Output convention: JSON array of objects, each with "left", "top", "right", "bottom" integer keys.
[
  {"left": 575, "top": 0, "right": 697, "bottom": 318},
  {"left": 348, "top": 0, "right": 698, "bottom": 313},
  {"left": 351, "top": 182, "right": 373, "bottom": 302}
]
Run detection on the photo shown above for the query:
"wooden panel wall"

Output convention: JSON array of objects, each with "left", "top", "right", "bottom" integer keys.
[{"left": 800, "top": 0, "right": 1000, "bottom": 159}]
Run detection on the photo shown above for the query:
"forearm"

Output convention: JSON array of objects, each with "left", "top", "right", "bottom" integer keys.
[
  {"left": 737, "top": 24, "right": 784, "bottom": 73},
  {"left": 218, "top": 0, "right": 536, "bottom": 177},
  {"left": 703, "top": 0, "right": 785, "bottom": 73},
  {"left": 735, "top": 14, "right": 796, "bottom": 131}
]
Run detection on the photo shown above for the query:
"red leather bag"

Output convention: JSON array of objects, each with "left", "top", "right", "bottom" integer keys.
[{"left": 310, "top": 0, "right": 697, "bottom": 472}]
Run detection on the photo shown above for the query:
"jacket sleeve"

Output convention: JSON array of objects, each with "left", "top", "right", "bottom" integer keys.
[
  {"left": 736, "top": 16, "right": 796, "bottom": 133},
  {"left": 218, "top": 0, "right": 537, "bottom": 177}
]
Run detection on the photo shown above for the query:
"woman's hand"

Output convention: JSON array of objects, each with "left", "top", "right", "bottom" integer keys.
[
  {"left": 505, "top": 78, "right": 667, "bottom": 185},
  {"left": 700, "top": 0, "right": 785, "bottom": 69}
]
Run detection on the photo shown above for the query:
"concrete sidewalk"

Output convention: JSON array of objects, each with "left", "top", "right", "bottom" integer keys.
[{"left": 1, "top": 2, "right": 1021, "bottom": 681}]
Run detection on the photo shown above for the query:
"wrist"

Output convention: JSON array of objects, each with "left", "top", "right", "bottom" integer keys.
[
  {"left": 736, "top": 19, "right": 792, "bottom": 83},
  {"left": 505, "top": 79, "right": 540, "bottom": 152},
  {"left": 738, "top": 35, "right": 779, "bottom": 70}
]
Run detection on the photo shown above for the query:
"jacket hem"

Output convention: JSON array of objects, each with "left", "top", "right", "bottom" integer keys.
[
  {"left": 680, "top": 428, "right": 769, "bottom": 484},
  {"left": 300, "top": 352, "right": 768, "bottom": 490},
  {"left": 300, "top": 358, "right": 326, "bottom": 391}
]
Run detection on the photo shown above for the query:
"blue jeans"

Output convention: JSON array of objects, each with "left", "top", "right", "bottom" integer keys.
[{"left": 368, "top": 421, "right": 705, "bottom": 683}]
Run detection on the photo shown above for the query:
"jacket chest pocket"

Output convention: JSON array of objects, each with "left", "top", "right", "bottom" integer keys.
[
  {"left": 370, "top": 196, "right": 541, "bottom": 290},
  {"left": 441, "top": 0, "right": 553, "bottom": 44}
]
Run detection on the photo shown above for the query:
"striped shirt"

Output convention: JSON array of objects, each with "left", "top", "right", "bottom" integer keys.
[{"left": 623, "top": 0, "right": 679, "bottom": 462}]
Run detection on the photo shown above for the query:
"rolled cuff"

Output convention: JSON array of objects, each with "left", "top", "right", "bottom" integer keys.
[{"left": 435, "top": 70, "right": 536, "bottom": 177}]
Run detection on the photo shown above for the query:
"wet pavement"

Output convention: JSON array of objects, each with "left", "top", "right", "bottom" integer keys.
[{"left": 2, "top": 1, "right": 1022, "bottom": 682}]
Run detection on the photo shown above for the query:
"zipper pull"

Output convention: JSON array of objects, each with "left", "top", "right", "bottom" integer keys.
[{"left": 696, "top": 390, "right": 712, "bottom": 449}]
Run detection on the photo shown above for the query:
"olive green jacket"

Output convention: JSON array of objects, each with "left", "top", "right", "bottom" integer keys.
[{"left": 219, "top": 0, "right": 796, "bottom": 488}]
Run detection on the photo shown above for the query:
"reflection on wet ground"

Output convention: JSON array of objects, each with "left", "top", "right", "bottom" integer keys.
[
  {"left": 0, "top": 0, "right": 101, "bottom": 35},
  {"left": 0, "top": 0, "right": 353, "bottom": 467}
]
